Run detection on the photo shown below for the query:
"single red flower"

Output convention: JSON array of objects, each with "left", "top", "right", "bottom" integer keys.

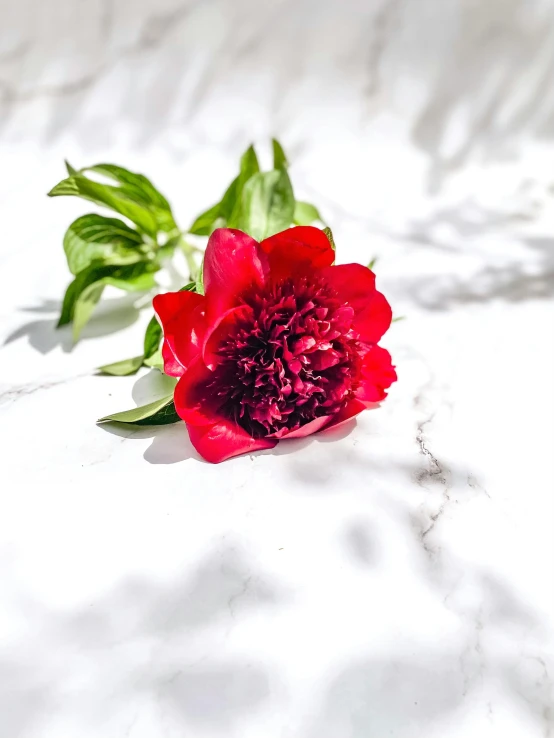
[{"left": 153, "top": 227, "right": 397, "bottom": 463}]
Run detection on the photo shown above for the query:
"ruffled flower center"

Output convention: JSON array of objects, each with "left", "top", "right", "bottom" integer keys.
[{"left": 206, "top": 276, "right": 367, "bottom": 437}]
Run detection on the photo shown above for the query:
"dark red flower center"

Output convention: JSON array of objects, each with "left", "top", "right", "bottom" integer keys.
[{"left": 206, "top": 276, "right": 367, "bottom": 437}]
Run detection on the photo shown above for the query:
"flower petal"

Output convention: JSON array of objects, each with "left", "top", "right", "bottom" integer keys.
[
  {"left": 321, "top": 398, "right": 368, "bottom": 431},
  {"left": 355, "top": 345, "right": 397, "bottom": 402},
  {"left": 153, "top": 291, "right": 206, "bottom": 377},
  {"left": 173, "top": 357, "right": 218, "bottom": 426},
  {"left": 260, "top": 226, "right": 335, "bottom": 279},
  {"left": 272, "top": 414, "right": 332, "bottom": 439},
  {"left": 187, "top": 419, "right": 277, "bottom": 463},
  {"left": 321, "top": 264, "right": 392, "bottom": 343},
  {"left": 203, "top": 228, "right": 267, "bottom": 320},
  {"left": 355, "top": 290, "right": 393, "bottom": 344},
  {"left": 321, "top": 263, "right": 376, "bottom": 307},
  {"left": 203, "top": 305, "right": 254, "bottom": 370}
]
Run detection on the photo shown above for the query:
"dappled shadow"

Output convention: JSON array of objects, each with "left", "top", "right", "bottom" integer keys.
[
  {"left": 307, "top": 653, "right": 465, "bottom": 738},
  {"left": 397, "top": 207, "right": 554, "bottom": 309},
  {"left": 410, "top": 0, "right": 554, "bottom": 191},
  {"left": 0, "top": 542, "right": 286, "bottom": 736},
  {"left": 99, "top": 421, "right": 203, "bottom": 465},
  {"left": 4, "top": 296, "right": 143, "bottom": 354}
]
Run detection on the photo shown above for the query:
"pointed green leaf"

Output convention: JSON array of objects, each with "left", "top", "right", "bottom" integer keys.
[
  {"left": 58, "top": 265, "right": 112, "bottom": 328},
  {"left": 73, "top": 281, "right": 106, "bottom": 341},
  {"left": 218, "top": 177, "right": 239, "bottom": 221},
  {"left": 238, "top": 169, "right": 295, "bottom": 241},
  {"left": 60, "top": 262, "right": 158, "bottom": 340},
  {"left": 97, "top": 355, "right": 145, "bottom": 376},
  {"left": 195, "top": 259, "right": 204, "bottom": 295},
  {"left": 65, "top": 160, "right": 78, "bottom": 176},
  {"left": 49, "top": 175, "right": 158, "bottom": 236},
  {"left": 49, "top": 163, "right": 176, "bottom": 236},
  {"left": 63, "top": 214, "right": 145, "bottom": 275},
  {"left": 367, "top": 257, "right": 377, "bottom": 270},
  {"left": 97, "top": 394, "right": 180, "bottom": 425},
  {"left": 293, "top": 201, "right": 323, "bottom": 226},
  {"left": 189, "top": 203, "right": 222, "bottom": 236},
  {"left": 143, "top": 348, "right": 163, "bottom": 370},
  {"left": 89, "top": 164, "right": 176, "bottom": 233},
  {"left": 272, "top": 139, "right": 288, "bottom": 169},
  {"left": 227, "top": 145, "right": 261, "bottom": 227},
  {"left": 143, "top": 315, "right": 162, "bottom": 359}
]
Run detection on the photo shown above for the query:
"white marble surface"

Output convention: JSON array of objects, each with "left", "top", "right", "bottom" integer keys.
[{"left": 1, "top": 0, "right": 554, "bottom": 736}]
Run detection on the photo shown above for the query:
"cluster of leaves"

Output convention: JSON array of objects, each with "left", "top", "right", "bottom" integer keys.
[
  {"left": 189, "top": 140, "right": 324, "bottom": 242},
  {"left": 48, "top": 163, "right": 183, "bottom": 341},
  {"left": 50, "top": 141, "right": 327, "bottom": 425},
  {"left": 50, "top": 141, "right": 324, "bottom": 351}
]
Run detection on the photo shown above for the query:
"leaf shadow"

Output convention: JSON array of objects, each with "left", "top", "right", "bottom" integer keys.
[
  {"left": 5, "top": 296, "right": 143, "bottom": 354},
  {"left": 100, "top": 421, "right": 204, "bottom": 465}
]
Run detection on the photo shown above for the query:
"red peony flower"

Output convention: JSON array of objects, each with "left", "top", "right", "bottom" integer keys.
[{"left": 153, "top": 226, "right": 397, "bottom": 463}]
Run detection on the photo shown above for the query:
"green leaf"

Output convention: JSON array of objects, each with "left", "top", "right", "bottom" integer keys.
[
  {"left": 227, "top": 145, "right": 261, "bottom": 228},
  {"left": 59, "top": 262, "right": 158, "bottom": 340},
  {"left": 63, "top": 214, "right": 145, "bottom": 275},
  {"left": 65, "top": 160, "right": 78, "bottom": 176},
  {"left": 189, "top": 145, "right": 260, "bottom": 235},
  {"left": 49, "top": 163, "right": 176, "bottom": 236},
  {"left": 238, "top": 144, "right": 260, "bottom": 184},
  {"left": 293, "top": 201, "right": 323, "bottom": 226},
  {"left": 143, "top": 315, "right": 162, "bottom": 359},
  {"left": 88, "top": 164, "right": 176, "bottom": 233},
  {"left": 49, "top": 175, "right": 158, "bottom": 236},
  {"left": 392, "top": 316, "right": 406, "bottom": 323},
  {"left": 97, "top": 355, "right": 144, "bottom": 376},
  {"left": 195, "top": 259, "right": 204, "bottom": 295},
  {"left": 97, "top": 394, "right": 181, "bottom": 426},
  {"left": 218, "top": 177, "right": 239, "bottom": 221},
  {"left": 143, "top": 348, "right": 163, "bottom": 370},
  {"left": 72, "top": 281, "right": 106, "bottom": 341},
  {"left": 323, "top": 226, "right": 336, "bottom": 251},
  {"left": 367, "top": 257, "right": 378, "bottom": 270},
  {"left": 238, "top": 169, "right": 295, "bottom": 241},
  {"left": 272, "top": 138, "right": 288, "bottom": 169},
  {"left": 189, "top": 203, "right": 222, "bottom": 236}
]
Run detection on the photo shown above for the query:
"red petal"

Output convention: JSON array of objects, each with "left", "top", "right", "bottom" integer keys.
[
  {"left": 203, "top": 305, "right": 254, "bottom": 370},
  {"left": 321, "top": 399, "right": 368, "bottom": 431},
  {"left": 355, "top": 345, "right": 397, "bottom": 402},
  {"left": 272, "top": 415, "right": 332, "bottom": 439},
  {"left": 153, "top": 291, "right": 206, "bottom": 377},
  {"left": 203, "top": 228, "right": 267, "bottom": 321},
  {"left": 321, "top": 264, "right": 392, "bottom": 343},
  {"left": 173, "top": 357, "right": 218, "bottom": 426},
  {"left": 321, "top": 263, "right": 376, "bottom": 302},
  {"left": 187, "top": 420, "right": 277, "bottom": 463},
  {"left": 356, "top": 290, "right": 393, "bottom": 344},
  {"left": 260, "top": 226, "right": 335, "bottom": 279},
  {"left": 161, "top": 341, "right": 184, "bottom": 377}
]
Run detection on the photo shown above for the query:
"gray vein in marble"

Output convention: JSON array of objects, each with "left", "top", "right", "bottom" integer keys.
[
  {"left": 0, "top": 372, "right": 89, "bottom": 409},
  {"left": 460, "top": 606, "right": 485, "bottom": 697}
]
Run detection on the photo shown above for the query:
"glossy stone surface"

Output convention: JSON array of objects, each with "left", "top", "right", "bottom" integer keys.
[{"left": 1, "top": 1, "right": 553, "bottom": 736}]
